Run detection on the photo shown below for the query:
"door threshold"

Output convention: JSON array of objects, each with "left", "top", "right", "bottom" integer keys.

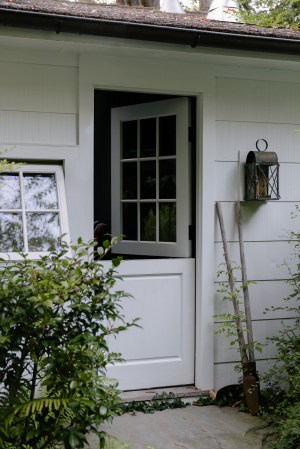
[{"left": 120, "top": 386, "right": 209, "bottom": 403}]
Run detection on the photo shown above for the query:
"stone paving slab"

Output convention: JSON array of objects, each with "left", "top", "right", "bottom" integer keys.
[{"left": 89, "top": 405, "right": 271, "bottom": 449}]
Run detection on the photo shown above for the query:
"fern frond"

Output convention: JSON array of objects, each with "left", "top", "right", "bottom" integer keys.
[{"left": 5, "top": 397, "right": 69, "bottom": 426}]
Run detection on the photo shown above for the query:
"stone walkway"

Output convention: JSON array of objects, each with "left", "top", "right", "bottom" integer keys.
[{"left": 88, "top": 405, "right": 272, "bottom": 449}]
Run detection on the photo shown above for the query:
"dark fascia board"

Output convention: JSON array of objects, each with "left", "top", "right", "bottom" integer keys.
[{"left": 0, "top": 8, "right": 300, "bottom": 55}]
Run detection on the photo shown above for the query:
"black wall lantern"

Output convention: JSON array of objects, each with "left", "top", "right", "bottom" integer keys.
[{"left": 245, "top": 139, "right": 280, "bottom": 201}]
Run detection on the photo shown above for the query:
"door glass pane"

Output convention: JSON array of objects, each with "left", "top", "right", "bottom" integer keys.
[
  {"left": 24, "top": 174, "right": 58, "bottom": 210},
  {"left": 122, "top": 162, "right": 137, "bottom": 199},
  {"left": 122, "top": 203, "right": 137, "bottom": 240},
  {"left": 159, "top": 203, "right": 176, "bottom": 242},
  {"left": 140, "top": 203, "right": 156, "bottom": 241},
  {"left": 27, "top": 212, "right": 60, "bottom": 251},
  {"left": 140, "top": 161, "right": 156, "bottom": 199},
  {"left": 159, "top": 159, "right": 176, "bottom": 199},
  {"left": 159, "top": 115, "right": 176, "bottom": 156},
  {"left": 140, "top": 118, "right": 156, "bottom": 158},
  {"left": 0, "top": 174, "right": 21, "bottom": 209},
  {"left": 122, "top": 120, "right": 137, "bottom": 159},
  {"left": 0, "top": 212, "right": 24, "bottom": 251}
]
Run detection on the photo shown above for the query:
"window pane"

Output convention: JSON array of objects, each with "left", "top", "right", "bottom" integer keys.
[
  {"left": 122, "top": 203, "right": 137, "bottom": 240},
  {"left": 0, "top": 174, "right": 21, "bottom": 209},
  {"left": 140, "top": 203, "right": 156, "bottom": 241},
  {"left": 0, "top": 212, "right": 23, "bottom": 251},
  {"left": 27, "top": 212, "right": 60, "bottom": 251},
  {"left": 24, "top": 174, "right": 58, "bottom": 210},
  {"left": 140, "top": 161, "right": 156, "bottom": 199},
  {"left": 122, "top": 120, "right": 137, "bottom": 159},
  {"left": 159, "top": 203, "right": 176, "bottom": 242},
  {"left": 122, "top": 162, "right": 137, "bottom": 199},
  {"left": 159, "top": 159, "right": 176, "bottom": 199},
  {"left": 159, "top": 115, "right": 176, "bottom": 156},
  {"left": 140, "top": 118, "right": 156, "bottom": 157}
]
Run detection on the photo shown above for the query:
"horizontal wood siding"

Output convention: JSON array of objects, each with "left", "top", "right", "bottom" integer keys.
[
  {"left": 214, "top": 77, "right": 300, "bottom": 390},
  {"left": 0, "top": 61, "right": 78, "bottom": 146},
  {"left": 216, "top": 122, "right": 300, "bottom": 163},
  {"left": 217, "top": 78, "right": 300, "bottom": 124},
  {"left": 215, "top": 280, "right": 294, "bottom": 320},
  {"left": 216, "top": 162, "right": 300, "bottom": 201}
]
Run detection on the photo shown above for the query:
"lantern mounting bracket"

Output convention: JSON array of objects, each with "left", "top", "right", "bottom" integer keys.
[{"left": 256, "top": 139, "right": 268, "bottom": 152}]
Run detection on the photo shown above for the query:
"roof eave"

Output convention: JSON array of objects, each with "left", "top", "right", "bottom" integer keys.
[{"left": 0, "top": 8, "right": 299, "bottom": 55}]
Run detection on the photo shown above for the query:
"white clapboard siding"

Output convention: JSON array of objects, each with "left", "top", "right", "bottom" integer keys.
[
  {"left": 0, "top": 47, "right": 78, "bottom": 68},
  {"left": 213, "top": 362, "right": 242, "bottom": 391},
  {"left": 217, "top": 78, "right": 300, "bottom": 124},
  {"left": 215, "top": 162, "right": 300, "bottom": 201},
  {"left": 214, "top": 319, "right": 289, "bottom": 363},
  {"left": 214, "top": 202, "right": 299, "bottom": 242},
  {"left": 214, "top": 280, "right": 295, "bottom": 320},
  {"left": 0, "top": 62, "right": 78, "bottom": 145},
  {"left": 213, "top": 75, "right": 300, "bottom": 391},
  {"left": 215, "top": 241, "right": 296, "bottom": 281},
  {"left": 216, "top": 121, "right": 300, "bottom": 163},
  {"left": 0, "top": 111, "right": 77, "bottom": 145},
  {"left": 0, "top": 62, "right": 78, "bottom": 114},
  {"left": 214, "top": 359, "right": 275, "bottom": 391}
]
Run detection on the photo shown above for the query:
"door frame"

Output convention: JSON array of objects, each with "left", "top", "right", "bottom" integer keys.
[{"left": 92, "top": 86, "right": 215, "bottom": 391}]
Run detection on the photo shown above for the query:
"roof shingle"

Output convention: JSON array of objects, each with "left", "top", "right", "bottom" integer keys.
[{"left": 0, "top": 0, "right": 300, "bottom": 41}]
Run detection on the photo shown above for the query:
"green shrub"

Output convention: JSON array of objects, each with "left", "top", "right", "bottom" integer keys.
[
  {"left": 262, "top": 228, "right": 300, "bottom": 449},
  {"left": 0, "top": 239, "right": 136, "bottom": 449}
]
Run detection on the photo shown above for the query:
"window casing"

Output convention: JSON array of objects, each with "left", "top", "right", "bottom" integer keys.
[{"left": 0, "top": 164, "right": 69, "bottom": 259}]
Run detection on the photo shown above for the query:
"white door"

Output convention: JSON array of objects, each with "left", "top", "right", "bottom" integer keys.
[{"left": 107, "top": 98, "right": 195, "bottom": 390}]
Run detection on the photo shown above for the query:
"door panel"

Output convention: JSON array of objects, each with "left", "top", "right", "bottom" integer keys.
[
  {"left": 111, "top": 98, "right": 191, "bottom": 258},
  {"left": 108, "top": 97, "right": 195, "bottom": 390},
  {"left": 106, "top": 258, "right": 195, "bottom": 390}
]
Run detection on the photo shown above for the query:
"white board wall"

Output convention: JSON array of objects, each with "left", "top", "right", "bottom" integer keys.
[
  {"left": 0, "top": 45, "right": 93, "bottom": 244},
  {"left": 1, "top": 30, "right": 300, "bottom": 392},
  {"left": 0, "top": 60, "right": 78, "bottom": 146},
  {"left": 214, "top": 76, "right": 300, "bottom": 390}
]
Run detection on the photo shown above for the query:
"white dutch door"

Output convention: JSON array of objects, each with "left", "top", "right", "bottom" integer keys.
[{"left": 107, "top": 98, "right": 195, "bottom": 390}]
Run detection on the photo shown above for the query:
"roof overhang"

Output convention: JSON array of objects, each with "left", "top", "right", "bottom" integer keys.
[{"left": 0, "top": 7, "right": 299, "bottom": 55}]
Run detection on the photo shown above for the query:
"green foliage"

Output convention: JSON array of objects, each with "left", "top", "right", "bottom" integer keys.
[
  {"left": 121, "top": 392, "right": 187, "bottom": 415},
  {"left": 179, "top": 0, "right": 201, "bottom": 12},
  {"left": 0, "top": 152, "right": 23, "bottom": 173},
  {"left": 101, "top": 435, "right": 132, "bottom": 449},
  {"left": 237, "top": 0, "right": 300, "bottom": 29},
  {"left": 0, "top": 239, "right": 136, "bottom": 449},
  {"left": 214, "top": 268, "right": 262, "bottom": 358},
  {"left": 261, "top": 225, "right": 300, "bottom": 449}
]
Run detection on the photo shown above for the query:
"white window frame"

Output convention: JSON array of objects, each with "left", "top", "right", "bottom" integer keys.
[
  {"left": 0, "top": 164, "right": 70, "bottom": 260},
  {"left": 111, "top": 98, "right": 191, "bottom": 258}
]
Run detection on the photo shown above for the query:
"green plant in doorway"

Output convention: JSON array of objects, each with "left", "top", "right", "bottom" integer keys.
[{"left": 0, "top": 238, "right": 137, "bottom": 449}]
